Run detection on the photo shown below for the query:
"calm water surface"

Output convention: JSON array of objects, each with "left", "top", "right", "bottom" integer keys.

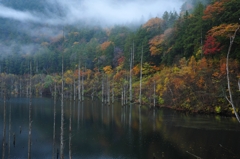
[{"left": 1, "top": 97, "right": 240, "bottom": 159}]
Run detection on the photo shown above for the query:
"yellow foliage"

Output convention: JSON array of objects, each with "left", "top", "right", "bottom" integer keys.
[
  {"left": 41, "top": 42, "right": 49, "bottom": 46},
  {"left": 73, "top": 42, "right": 79, "bottom": 45},
  {"left": 103, "top": 65, "right": 113, "bottom": 75},
  {"left": 65, "top": 77, "right": 73, "bottom": 85}
]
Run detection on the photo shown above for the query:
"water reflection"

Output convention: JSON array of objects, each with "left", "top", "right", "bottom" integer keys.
[{"left": 1, "top": 97, "right": 240, "bottom": 159}]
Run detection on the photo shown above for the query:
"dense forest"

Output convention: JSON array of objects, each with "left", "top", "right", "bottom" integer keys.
[{"left": 0, "top": 0, "right": 240, "bottom": 116}]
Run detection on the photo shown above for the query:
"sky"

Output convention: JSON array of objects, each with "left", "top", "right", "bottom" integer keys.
[{"left": 0, "top": 0, "right": 184, "bottom": 26}]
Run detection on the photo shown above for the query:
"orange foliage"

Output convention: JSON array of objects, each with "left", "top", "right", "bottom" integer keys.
[
  {"left": 114, "top": 70, "right": 127, "bottom": 81},
  {"left": 149, "top": 28, "right": 173, "bottom": 56},
  {"left": 100, "top": 41, "right": 112, "bottom": 51},
  {"left": 172, "top": 77, "right": 185, "bottom": 89},
  {"left": 85, "top": 69, "right": 92, "bottom": 80},
  {"left": 202, "top": 1, "right": 226, "bottom": 20},
  {"left": 149, "top": 34, "right": 164, "bottom": 56},
  {"left": 142, "top": 17, "right": 163, "bottom": 31},
  {"left": 132, "top": 65, "right": 140, "bottom": 76},
  {"left": 198, "top": 57, "right": 208, "bottom": 71},
  {"left": 207, "top": 23, "right": 240, "bottom": 38},
  {"left": 219, "top": 61, "right": 226, "bottom": 76}
]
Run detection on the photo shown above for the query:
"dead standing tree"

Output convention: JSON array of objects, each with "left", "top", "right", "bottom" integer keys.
[
  {"left": 225, "top": 25, "right": 240, "bottom": 123},
  {"left": 28, "top": 62, "right": 32, "bottom": 159},
  {"left": 2, "top": 77, "right": 6, "bottom": 159},
  {"left": 139, "top": 46, "right": 143, "bottom": 106},
  {"left": 60, "top": 28, "right": 65, "bottom": 159}
]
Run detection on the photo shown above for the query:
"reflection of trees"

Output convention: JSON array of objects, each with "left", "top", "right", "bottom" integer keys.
[
  {"left": 52, "top": 88, "right": 56, "bottom": 159},
  {"left": 69, "top": 101, "right": 72, "bottom": 159},
  {"left": 77, "top": 101, "right": 80, "bottom": 130},
  {"left": 138, "top": 107, "right": 142, "bottom": 154}
]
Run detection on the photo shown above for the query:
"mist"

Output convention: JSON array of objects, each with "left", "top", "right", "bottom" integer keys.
[
  {"left": 0, "top": 0, "right": 184, "bottom": 26},
  {"left": 0, "top": 0, "right": 185, "bottom": 57}
]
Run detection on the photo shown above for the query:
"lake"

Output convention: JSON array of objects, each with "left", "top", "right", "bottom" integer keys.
[{"left": 1, "top": 97, "right": 240, "bottom": 159}]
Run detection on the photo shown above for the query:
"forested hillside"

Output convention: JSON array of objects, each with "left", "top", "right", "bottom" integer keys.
[{"left": 0, "top": 0, "right": 240, "bottom": 116}]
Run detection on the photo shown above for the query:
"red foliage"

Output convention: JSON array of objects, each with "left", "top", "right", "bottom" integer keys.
[
  {"left": 203, "top": 36, "right": 221, "bottom": 55},
  {"left": 117, "top": 56, "right": 125, "bottom": 65}
]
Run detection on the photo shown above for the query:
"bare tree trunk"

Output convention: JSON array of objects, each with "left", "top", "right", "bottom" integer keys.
[
  {"left": 107, "top": 77, "right": 110, "bottom": 104},
  {"left": 123, "top": 85, "right": 126, "bottom": 105},
  {"left": 129, "top": 48, "right": 133, "bottom": 102},
  {"left": 19, "top": 78, "right": 22, "bottom": 97},
  {"left": 73, "top": 77, "right": 76, "bottom": 101},
  {"left": 121, "top": 88, "right": 124, "bottom": 106},
  {"left": 2, "top": 86, "right": 6, "bottom": 159},
  {"left": 81, "top": 66, "right": 84, "bottom": 101},
  {"left": 132, "top": 41, "right": 135, "bottom": 66},
  {"left": 112, "top": 83, "right": 114, "bottom": 104},
  {"left": 78, "top": 62, "right": 81, "bottom": 101},
  {"left": 225, "top": 26, "right": 240, "bottom": 123},
  {"left": 28, "top": 62, "right": 32, "bottom": 159},
  {"left": 60, "top": 56, "right": 64, "bottom": 159},
  {"left": 8, "top": 103, "right": 11, "bottom": 159},
  {"left": 102, "top": 77, "right": 104, "bottom": 103},
  {"left": 153, "top": 80, "right": 156, "bottom": 108},
  {"left": 139, "top": 46, "right": 143, "bottom": 106}
]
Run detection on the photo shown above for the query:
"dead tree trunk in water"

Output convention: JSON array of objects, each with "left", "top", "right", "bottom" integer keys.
[
  {"left": 78, "top": 62, "right": 81, "bottom": 101},
  {"left": 107, "top": 77, "right": 110, "bottom": 104},
  {"left": 2, "top": 84, "right": 6, "bottom": 159},
  {"left": 102, "top": 76, "right": 104, "bottom": 103},
  {"left": 153, "top": 80, "right": 156, "bottom": 108},
  {"left": 73, "top": 76, "right": 76, "bottom": 101},
  {"left": 81, "top": 66, "right": 84, "bottom": 101},
  {"left": 225, "top": 26, "right": 240, "bottom": 123},
  {"left": 129, "top": 48, "right": 133, "bottom": 103},
  {"left": 112, "top": 83, "right": 114, "bottom": 104},
  {"left": 60, "top": 57, "right": 64, "bottom": 159},
  {"left": 28, "top": 62, "right": 32, "bottom": 159},
  {"left": 60, "top": 29, "right": 65, "bottom": 159},
  {"left": 8, "top": 103, "right": 11, "bottom": 159}
]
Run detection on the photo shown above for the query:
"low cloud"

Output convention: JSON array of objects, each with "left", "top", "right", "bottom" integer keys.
[
  {"left": 0, "top": 0, "right": 184, "bottom": 26},
  {"left": 0, "top": 5, "right": 41, "bottom": 22},
  {"left": 0, "top": 41, "right": 42, "bottom": 58}
]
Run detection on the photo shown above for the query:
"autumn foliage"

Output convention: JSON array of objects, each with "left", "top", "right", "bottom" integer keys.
[
  {"left": 202, "top": 0, "right": 226, "bottom": 20},
  {"left": 100, "top": 41, "right": 112, "bottom": 51},
  {"left": 203, "top": 36, "right": 221, "bottom": 55}
]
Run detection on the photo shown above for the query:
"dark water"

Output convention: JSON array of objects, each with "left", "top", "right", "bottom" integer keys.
[{"left": 1, "top": 97, "right": 240, "bottom": 159}]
